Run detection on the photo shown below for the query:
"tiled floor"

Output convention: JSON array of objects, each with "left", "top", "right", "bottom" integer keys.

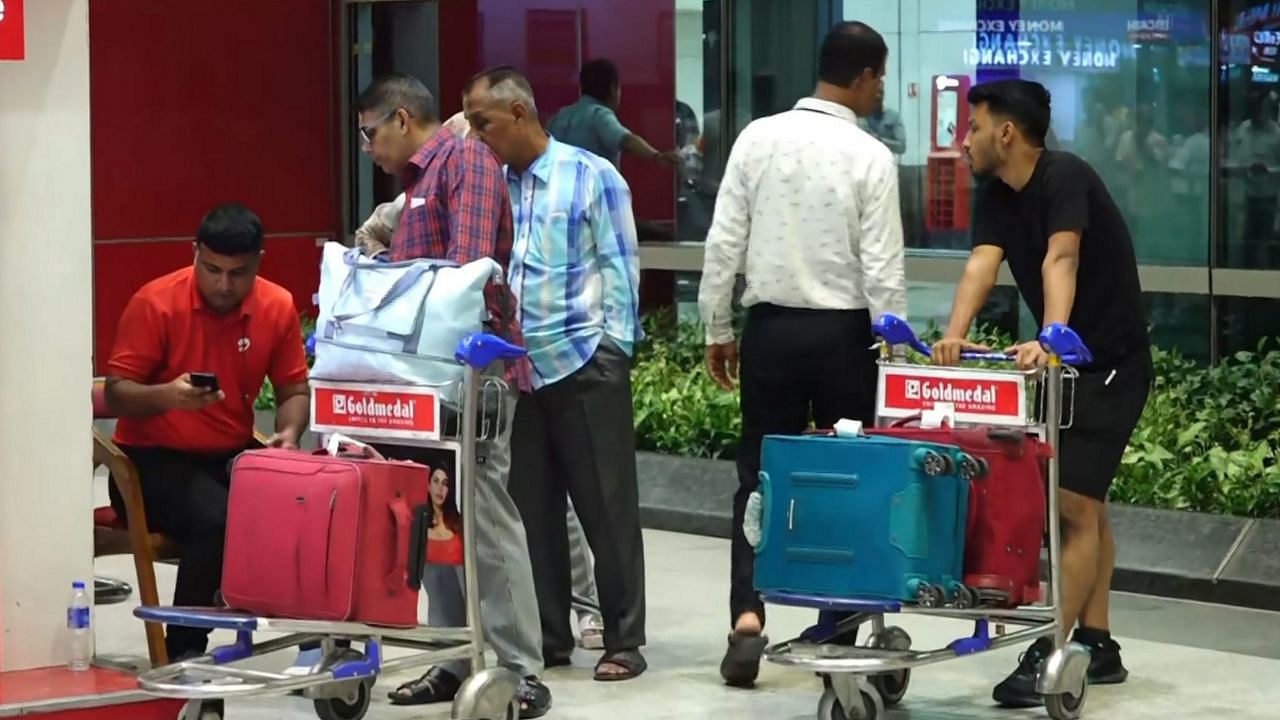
[{"left": 90, "top": 529, "right": 1280, "bottom": 720}]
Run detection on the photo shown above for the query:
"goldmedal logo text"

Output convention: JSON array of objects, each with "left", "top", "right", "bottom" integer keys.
[
  {"left": 332, "top": 393, "right": 416, "bottom": 422},
  {"left": 903, "top": 378, "right": 999, "bottom": 406}
]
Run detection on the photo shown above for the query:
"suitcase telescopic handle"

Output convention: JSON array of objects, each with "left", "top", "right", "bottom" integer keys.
[
  {"left": 407, "top": 503, "right": 430, "bottom": 591},
  {"left": 387, "top": 498, "right": 414, "bottom": 593}
]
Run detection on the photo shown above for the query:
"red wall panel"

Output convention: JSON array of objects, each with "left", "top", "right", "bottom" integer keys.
[
  {"left": 90, "top": 1, "right": 338, "bottom": 373},
  {"left": 475, "top": 0, "right": 676, "bottom": 226},
  {"left": 94, "top": 238, "right": 324, "bottom": 373},
  {"left": 89, "top": 0, "right": 337, "bottom": 239}
]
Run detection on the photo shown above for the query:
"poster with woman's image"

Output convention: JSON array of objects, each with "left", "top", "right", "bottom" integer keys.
[{"left": 418, "top": 447, "right": 462, "bottom": 566}]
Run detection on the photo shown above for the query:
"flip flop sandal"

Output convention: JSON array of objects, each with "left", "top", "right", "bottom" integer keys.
[
  {"left": 593, "top": 649, "right": 648, "bottom": 682},
  {"left": 719, "top": 632, "right": 768, "bottom": 688},
  {"left": 387, "top": 666, "right": 461, "bottom": 706},
  {"left": 578, "top": 615, "right": 605, "bottom": 651}
]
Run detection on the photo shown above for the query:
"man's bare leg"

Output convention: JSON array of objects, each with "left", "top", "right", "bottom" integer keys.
[
  {"left": 1074, "top": 502, "right": 1128, "bottom": 684},
  {"left": 993, "top": 489, "right": 1101, "bottom": 707}
]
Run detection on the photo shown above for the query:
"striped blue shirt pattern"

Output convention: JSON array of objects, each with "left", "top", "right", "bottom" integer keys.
[{"left": 505, "top": 137, "right": 642, "bottom": 389}]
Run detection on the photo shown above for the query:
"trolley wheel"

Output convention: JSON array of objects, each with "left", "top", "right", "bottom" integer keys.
[
  {"left": 953, "top": 584, "right": 977, "bottom": 609},
  {"left": 1044, "top": 678, "right": 1088, "bottom": 720},
  {"left": 957, "top": 454, "right": 981, "bottom": 480},
  {"left": 313, "top": 678, "right": 373, "bottom": 720},
  {"left": 816, "top": 685, "right": 884, "bottom": 720},
  {"left": 869, "top": 670, "right": 910, "bottom": 707}
]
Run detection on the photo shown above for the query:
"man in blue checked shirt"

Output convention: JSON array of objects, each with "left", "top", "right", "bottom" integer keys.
[{"left": 463, "top": 66, "right": 648, "bottom": 682}]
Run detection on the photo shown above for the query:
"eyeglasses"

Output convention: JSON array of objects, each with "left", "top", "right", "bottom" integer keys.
[{"left": 359, "top": 110, "right": 397, "bottom": 145}]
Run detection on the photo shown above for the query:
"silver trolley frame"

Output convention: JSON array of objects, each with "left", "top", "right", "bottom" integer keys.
[
  {"left": 761, "top": 327, "right": 1092, "bottom": 720},
  {"left": 134, "top": 351, "right": 524, "bottom": 720}
]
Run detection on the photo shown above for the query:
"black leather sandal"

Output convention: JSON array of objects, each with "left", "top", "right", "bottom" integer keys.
[
  {"left": 387, "top": 666, "right": 461, "bottom": 706},
  {"left": 593, "top": 649, "right": 648, "bottom": 681},
  {"left": 720, "top": 632, "right": 768, "bottom": 688}
]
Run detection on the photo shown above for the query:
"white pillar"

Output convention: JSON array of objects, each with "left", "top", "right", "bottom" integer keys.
[{"left": 0, "top": 0, "right": 94, "bottom": 672}]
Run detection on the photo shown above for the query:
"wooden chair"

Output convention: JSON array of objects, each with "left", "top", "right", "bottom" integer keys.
[{"left": 92, "top": 378, "right": 268, "bottom": 667}]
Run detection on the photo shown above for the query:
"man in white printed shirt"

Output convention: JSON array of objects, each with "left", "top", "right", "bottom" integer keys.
[{"left": 697, "top": 20, "right": 907, "bottom": 688}]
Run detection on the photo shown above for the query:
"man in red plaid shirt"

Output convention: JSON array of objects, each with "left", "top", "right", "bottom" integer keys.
[{"left": 354, "top": 73, "right": 551, "bottom": 718}]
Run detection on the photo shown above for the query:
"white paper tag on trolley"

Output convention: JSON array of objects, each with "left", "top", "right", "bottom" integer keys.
[
  {"left": 877, "top": 365, "right": 1030, "bottom": 428},
  {"left": 310, "top": 380, "right": 443, "bottom": 442}
]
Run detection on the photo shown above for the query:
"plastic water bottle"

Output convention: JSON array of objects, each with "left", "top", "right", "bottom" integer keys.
[{"left": 67, "top": 581, "right": 92, "bottom": 671}]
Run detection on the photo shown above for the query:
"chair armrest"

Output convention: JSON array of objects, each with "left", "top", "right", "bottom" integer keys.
[{"left": 93, "top": 427, "right": 159, "bottom": 549}]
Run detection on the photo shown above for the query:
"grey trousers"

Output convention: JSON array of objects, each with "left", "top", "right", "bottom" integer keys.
[
  {"left": 385, "top": 391, "right": 543, "bottom": 680},
  {"left": 568, "top": 502, "right": 600, "bottom": 616}
]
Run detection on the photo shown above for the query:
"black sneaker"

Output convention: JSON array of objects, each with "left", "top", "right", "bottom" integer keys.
[
  {"left": 1084, "top": 637, "right": 1129, "bottom": 685},
  {"left": 992, "top": 637, "right": 1052, "bottom": 708}
]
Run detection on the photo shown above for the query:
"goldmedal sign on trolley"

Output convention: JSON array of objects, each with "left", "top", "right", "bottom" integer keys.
[
  {"left": 877, "top": 364, "right": 1030, "bottom": 427},
  {"left": 311, "top": 380, "right": 442, "bottom": 441}
]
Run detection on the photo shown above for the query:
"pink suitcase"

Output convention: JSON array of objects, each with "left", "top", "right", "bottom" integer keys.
[{"left": 221, "top": 445, "right": 432, "bottom": 627}]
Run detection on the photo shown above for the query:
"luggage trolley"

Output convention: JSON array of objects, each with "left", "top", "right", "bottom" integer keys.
[
  {"left": 759, "top": 314, "right": 1095, "bottom": 720},
  {"left": 134, "top": 333, "right": 529, "bottom": 720}
]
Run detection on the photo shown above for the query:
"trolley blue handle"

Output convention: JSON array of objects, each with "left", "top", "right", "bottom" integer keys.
[
  {"left": 872, "top": 314, "right": 1092, "bottom": 366},
  {"left": 454, "top": 332, "right": 527, "bottom": 369}
]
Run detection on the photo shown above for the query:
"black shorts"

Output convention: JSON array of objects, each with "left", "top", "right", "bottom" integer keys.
[{"left": 1057, "top": 349, "right": 1153, "bottom": 501}]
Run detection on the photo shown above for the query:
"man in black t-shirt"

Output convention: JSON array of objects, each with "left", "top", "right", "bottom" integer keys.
[{"left": 932, "top": 79, "right": 1152, "bottom": 709}]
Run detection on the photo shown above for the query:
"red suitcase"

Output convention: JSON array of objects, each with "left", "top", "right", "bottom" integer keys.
[
  {"left": 865, "top": 419, "right": 1051, "bottom": 607},
  {"left": 221, "top": 445, "right": 432, "bottom": 627}
]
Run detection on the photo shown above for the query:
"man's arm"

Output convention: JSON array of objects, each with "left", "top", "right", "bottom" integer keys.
[
  {"left": 1042, "top": 232, "right": 1080, "bottom": 327},
  {"left": 446, "top": 141, "right": 509, "bottom": 267},
  {"left": 596, "top": 106, "right": 678, "bottom": 164},
  {"left": 353, "top": 193, "right": 406, "bottom": 257},
  {"left": 104, "top": 294, "right": 222, "bottom": 416},
  {"left": 588, "top": 167, "right": 641, "bottom": 351},
  {"left": 267, "top": 310, "right": 312, "bottom": 448},
  {"left": 858, "top": 154, "right": 908, "bottom": 322},
  {"left": 942, "top": 245, "right": 1005, "bottom": 340},
  {"left": 696, "top": 127, "right": 754, "bottom": 346}
]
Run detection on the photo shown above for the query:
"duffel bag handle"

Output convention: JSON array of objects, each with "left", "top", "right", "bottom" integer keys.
[{"left": 332, "top": 263, "right": 438, "bottom": 323}]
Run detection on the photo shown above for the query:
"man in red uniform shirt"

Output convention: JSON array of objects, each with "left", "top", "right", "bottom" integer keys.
[{"left": 104, "top": 203, "right": 310, "bottom": 661}]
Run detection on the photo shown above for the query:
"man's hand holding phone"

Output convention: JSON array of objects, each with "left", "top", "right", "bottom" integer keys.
[{"left": 166, "top": 373, "right": 224, "bottom": 411}]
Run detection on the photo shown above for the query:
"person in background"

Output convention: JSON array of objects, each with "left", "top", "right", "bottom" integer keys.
[
  {"left": 697, "top": 21, "right": 907, "bottom": 689},
  {"left": 104, "top": 203, "right": 310, "bottom": 667},
  {"left": 859, "top": 84, "right": 906, "bottom": 156},
  {"left": 351, "top": 111, "right": 607, "bottom": 651},
  {"left": 937, "top": 78, "right": 1150, "bottom": 708},
  {"left": 547, "top": 58, "right": 681, "bottom": 169},
  {"left": 463, "top": 66, "right": 649, "bottom": 682},
  {"left": 354, "top": 72, "right": 551, "bottom": 718}
]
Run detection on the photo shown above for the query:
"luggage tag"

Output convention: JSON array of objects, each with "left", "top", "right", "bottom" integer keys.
[
  {"left": 323, "top": 432, "right": 386, "bottom": 460},
  {"left": 920, "top": 403, "right": 956, "bottom": 429}
]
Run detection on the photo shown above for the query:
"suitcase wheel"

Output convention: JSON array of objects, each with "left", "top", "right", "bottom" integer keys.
[
  {"left": 956, "top": 454, "right": 983, "bottom": 480},
  {"left": 912, "top": 582, "right": 943, "bottom": 608},
  {"left": 313, "top": 678, "right": 373, "bottom": 720},
  {"left": 951, "top": 584, "right": 977, "bottom": 610},
  {"left": 919, "top": 450, "right": 952, "bottom": 477}
]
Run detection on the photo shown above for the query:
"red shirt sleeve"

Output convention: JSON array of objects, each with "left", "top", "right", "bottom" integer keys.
[
  {"left": 106, "top": 294, "right": 165, "bottom": 382},
  {"left": 268, "top": 303, "right": 310, "bottom": 388}
]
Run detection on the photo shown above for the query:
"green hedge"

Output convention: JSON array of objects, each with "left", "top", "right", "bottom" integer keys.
[{"left": 632, "top": 312, "right": 1280, "bottom": 519}]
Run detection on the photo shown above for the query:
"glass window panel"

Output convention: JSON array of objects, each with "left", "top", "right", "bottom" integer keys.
[
  {"left": 675, "top": 0, "right": 723, "bottom": 242},
  {"left": 1220, "top": 0, "right": 1280, "bottom": 270},
  {"left": 1218, "top": 296, "right": 1280, "bottom": 356},
  {"left": 846, "top": 1, "right": 1212, "bottom": 267}
]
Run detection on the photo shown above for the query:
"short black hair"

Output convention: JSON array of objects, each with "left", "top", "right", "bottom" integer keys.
[
  {"left": 818, "top": 21, "right": 888, "bottom": 87},
  {"left": 967, "top": 79, "right": 1053, "bottom": 147},
  {"left": 197, "top": 203, "right": 263, "bottom": 256},
  {"left": 356, "top": 73, "right": 439, "bottom": 124},
  {"left": 579, "top": 58, "right": 619, "bottom": 103}
]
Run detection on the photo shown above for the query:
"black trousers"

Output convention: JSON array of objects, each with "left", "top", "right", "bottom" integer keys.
[
  {"left": 110, "top": 445, "right": 244, "bottom": 660},
  {"left": 730, "top": 305, "right": 879, "bottom": 628},
  {"left": 508, "top": 337, "right": 647, "bottom": 654}
]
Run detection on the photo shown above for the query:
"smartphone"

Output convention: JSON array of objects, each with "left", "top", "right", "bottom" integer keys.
[{"left": 190, "top": 372, "right": 220, "bottom": 392}]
